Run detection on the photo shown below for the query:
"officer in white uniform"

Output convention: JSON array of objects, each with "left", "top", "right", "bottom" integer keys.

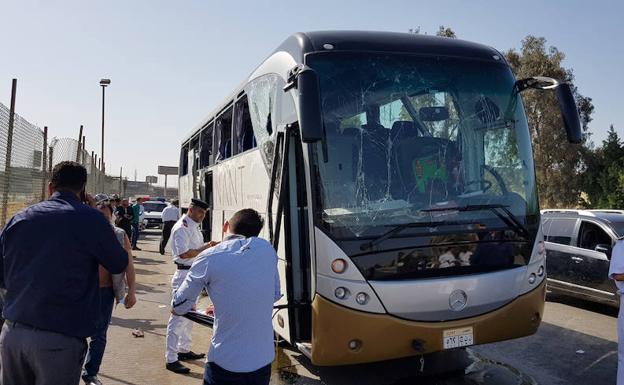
[
  {"left": 609, "top": 238, "right": 624, "bottom": 385},
  {"left": 165, "top": 198, "right": 215, "bottom": 374}
]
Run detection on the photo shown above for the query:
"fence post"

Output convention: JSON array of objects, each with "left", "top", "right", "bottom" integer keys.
[
  {"left": 1, "top": 79, "right": 18, "bottom": 226},
  {"left": 82, "top": 135, "right": 86, "bottom": 165},
  {"left": 41, "top": 126, "right": 48, "bottom": 201},
  {"left": 48, "top": 145, "right": 54, "bottom": 175},
  {"left": 90, "top": 151, "right": 95, "bottom": 193},
  {"left": 75, "top": 125, "right": 83, "bottom": 163}
]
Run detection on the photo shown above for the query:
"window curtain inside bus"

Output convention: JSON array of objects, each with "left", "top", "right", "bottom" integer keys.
[
  {"left": 215, "top": 119, "right": 224, "bottom": 162},
  {"left": 235, "top": 103, "right": 245, "bottom": 154},
  {"left": 235, "top": 98, "right": 256, "bottom": 153}
]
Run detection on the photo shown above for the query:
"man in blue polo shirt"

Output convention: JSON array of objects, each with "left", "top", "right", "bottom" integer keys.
[
  {"left": 0, "top": 161, "right": 128, "bottom": 385},
  {"left": 172, "top": 208, "right": 281, "bottom": 385}
]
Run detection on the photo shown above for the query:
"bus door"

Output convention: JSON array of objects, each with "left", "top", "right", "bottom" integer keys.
[
  {"left": 269, "top": 125, "right": 312, "bottom": 344},
  {"left": 200, "top": 171, "right": 213, "bottom": 242}
]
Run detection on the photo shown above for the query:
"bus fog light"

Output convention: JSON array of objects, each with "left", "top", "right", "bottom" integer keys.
[
  {"left": 355, "top": 292, "right": 369, "bottom": 305},
  {"left": 335, "top": 287, "right": 349, "bottom": 300},
  {"left": 331, "top": 259, "right": 347, "bottom": 274},
  {"left": 537, "top": 265, "right": 544, "bottom": 277},
  {"left": 348, "top": 339, "right": 362, "bottom": 351},
  {"left": 528, "top": 273, "right": 537, "bottom": 284}
]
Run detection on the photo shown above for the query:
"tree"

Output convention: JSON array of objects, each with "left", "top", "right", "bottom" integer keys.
[
  {"left": 408, "top": 26, "right": 457, "bottom": 38},
  {"left": 436, "top": 26, "right": 456, "bottom": 38},
  {"left": 505, "top": 36, "right": 594, "bottom": 208},
  {"left": 581, "top": 125, "right": 624, "bottom": 208}
]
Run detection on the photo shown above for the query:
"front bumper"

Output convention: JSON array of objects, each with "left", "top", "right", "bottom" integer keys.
[{"left": 310, "top": 280, "right": 546, "bottom": 366}]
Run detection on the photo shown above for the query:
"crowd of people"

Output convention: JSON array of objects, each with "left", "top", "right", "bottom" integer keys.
[{"left": 0, "top": 161, "right": 281, "bottom": 385}]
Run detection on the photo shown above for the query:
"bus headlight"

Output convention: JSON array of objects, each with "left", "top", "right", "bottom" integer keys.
[
  {"left": 528, "top": 273, "right": 537, "bottom": 285},
  {"left": 355, "top": 292, "right": 369, "bottom": 305},
  {"left": 335, "top": 287, "right": 349, "bottom": 300}
]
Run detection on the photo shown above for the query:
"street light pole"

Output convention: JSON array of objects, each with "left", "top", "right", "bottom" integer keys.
[{"left": 99, "top": 78, "right": 110, "bottom": 175}]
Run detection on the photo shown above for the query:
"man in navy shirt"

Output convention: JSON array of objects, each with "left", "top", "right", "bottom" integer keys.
[{"left": 0, "top": 161, "right": 128, "bottom": 385}]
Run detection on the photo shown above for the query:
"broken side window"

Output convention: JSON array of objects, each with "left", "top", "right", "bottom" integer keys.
[
  {"left": 233, "top": 95, "right": 256, "bottom": 155},
  {"left": 245, "top": 74, "right": 278, "bottom": 171},
  {"left": 214, "top": 106, "right": 233, "bottom": 163},
  {"left": 200, "top": 121, "right": 214, "bottom": 168}
]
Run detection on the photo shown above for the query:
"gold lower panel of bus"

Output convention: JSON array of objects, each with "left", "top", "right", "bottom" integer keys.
[{"left": 311, "top": 280, "right": 546, "bottom": 366}]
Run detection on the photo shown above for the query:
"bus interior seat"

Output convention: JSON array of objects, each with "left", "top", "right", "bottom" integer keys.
[
  {"left": 389, "top": 121, "right": 419, "bottom": 198},
  {"left": 390, "top": 121, "right": 420, "bottom": 142},
  {"left": 358, "top": 123, "right": 390, "bottom": 201},
  {"left": 317, "top": 123, "right": 358, "bottom": 205}
]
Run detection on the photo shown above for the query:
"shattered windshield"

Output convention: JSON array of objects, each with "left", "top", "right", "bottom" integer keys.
[{"left": 307, "top": 52, "right": 539, "bottom": 244}]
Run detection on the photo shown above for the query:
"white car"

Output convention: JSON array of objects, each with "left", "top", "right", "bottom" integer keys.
[{"left": 141, "top": 201, "right": 168, "bottom": 229}]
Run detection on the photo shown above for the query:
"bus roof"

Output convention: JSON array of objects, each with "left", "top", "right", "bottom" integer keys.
[
  {"left": 278, "top": 30, "right": 501, "bottom": 62},
  {"left": 181, "top": 31, "right": 502, "bottom": 145}
]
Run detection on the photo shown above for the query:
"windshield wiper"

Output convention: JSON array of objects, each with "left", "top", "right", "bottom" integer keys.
[
  {"left": 420, "top": 204, "right": 529, "bottom": 239},
  {"left": 360, "top": 219, "right": 484, "bottom": 251},
  {"left": 360, "top": 204, "right": 530, "bottom": 252}
]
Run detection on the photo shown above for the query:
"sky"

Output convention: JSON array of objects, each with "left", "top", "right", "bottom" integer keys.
[{"left": 0, "top": 0, "right": 622, "bottom": 186}]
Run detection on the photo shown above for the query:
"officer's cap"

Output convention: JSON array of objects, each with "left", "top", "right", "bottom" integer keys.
[
  {"left": 190, "top": 198, "right": 209, "bottom": 210},
  {"left": 94, "top": 194, "right": 109, "bottom": 204}
]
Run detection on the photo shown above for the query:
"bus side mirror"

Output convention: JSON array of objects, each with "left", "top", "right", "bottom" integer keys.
[
  {"left": 554, "top": 83, "right": 582, "bottom": 144},
  {"left": 297, "top": 67, "right": 324, "bottom": 143},
  {"left": 516, "top": 77, "right": 582, "bottom": 144}
]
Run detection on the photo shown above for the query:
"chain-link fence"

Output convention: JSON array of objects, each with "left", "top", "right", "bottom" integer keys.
[
  {"left": 1, "top": 98, "right": 125, "bottom": 228},
  {"left": 0, "top": 101, "right": 46, "bottom": 227}
]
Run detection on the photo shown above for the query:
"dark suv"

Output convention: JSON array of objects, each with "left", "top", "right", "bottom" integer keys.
[{"left": 542, "top": 209, "right": 624, "bottom": 307}]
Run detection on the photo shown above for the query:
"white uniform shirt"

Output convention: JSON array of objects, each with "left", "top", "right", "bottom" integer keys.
[
  {"left": 609, "top": 239, "right": 624, "bottom": 292},
  {"left": 161, "top": 205, "right": 180, "bottom": 222},
  {"left": 170, "top": 214, "right": 204, "bottom": 266}
]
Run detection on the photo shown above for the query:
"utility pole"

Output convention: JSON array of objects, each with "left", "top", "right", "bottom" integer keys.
[{"left": 99, "top": 79, "right": 110, "bottom": 174}]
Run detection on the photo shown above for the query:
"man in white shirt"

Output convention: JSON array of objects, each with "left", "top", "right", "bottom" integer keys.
[
  {"left": 172, "top": 208, "right": 281, "bottom": 385},
  {"left": 160, "top": 199, "right": 181, "bottom": 255},
  {"left": 609, "top": 239, "right": 624, "bottom": 385},
  {"left": 165, "top": 198, "right": 216, "bottom": 374}
]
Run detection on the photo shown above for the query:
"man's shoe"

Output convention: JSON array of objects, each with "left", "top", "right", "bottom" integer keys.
[
  {"left": 81, "top": 374, "right": 103, "bottom": 385},
  {"left": 178, "top": 351, "right": 206, "bottom": 361},
  {"left": 165, "top": 361, "right": 190, "bottom": 374},
  {"left": 132, "top": 246, "right": 142, "bottom": 251}
]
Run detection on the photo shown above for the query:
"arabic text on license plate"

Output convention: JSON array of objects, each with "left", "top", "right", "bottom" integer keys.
[{"left": 443, "top": 327, "right": 474, "bottom": 349}]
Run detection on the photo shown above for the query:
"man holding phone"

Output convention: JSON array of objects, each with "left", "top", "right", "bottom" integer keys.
[{"left": 0, "top": 161, "right": 128, "bottom": 385}]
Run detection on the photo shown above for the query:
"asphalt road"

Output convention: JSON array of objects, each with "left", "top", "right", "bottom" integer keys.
[
  {"left": 273, "top": 293, "right": 619, "bottom": 385},
  {"left": 101, "top": 231, "right": 620, "bottom": 385}
]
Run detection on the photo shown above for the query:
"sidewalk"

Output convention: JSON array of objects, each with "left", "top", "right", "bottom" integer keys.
[
  {"left": 97, "top": 231, "right": 315, "bottom": 385},
  {"left": 97, "top": 230, "right": 211, "bottom": 385}
]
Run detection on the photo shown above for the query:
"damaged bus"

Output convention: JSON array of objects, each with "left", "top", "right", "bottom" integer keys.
[{"left": 178, "top": 31, "right": 582, "bottom": 365}]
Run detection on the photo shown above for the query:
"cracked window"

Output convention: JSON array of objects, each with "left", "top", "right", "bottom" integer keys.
[
  {"left": 307, "top": 52, "right": 538, "bottom": 248},
  {"left": 245, "top": 74, "right": 278, "bottom": 171}
]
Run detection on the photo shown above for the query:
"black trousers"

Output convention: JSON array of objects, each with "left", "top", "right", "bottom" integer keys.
[
  {"left": 160, "top": 221, "right": 176, "bottom": 254},
  {"left": 203, "top": 362, "right": 271, "bottom": 385}
]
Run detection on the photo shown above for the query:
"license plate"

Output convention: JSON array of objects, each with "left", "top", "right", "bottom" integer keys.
[{"left": 443, "top": 327, "right": 474, "bottom": 349}]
